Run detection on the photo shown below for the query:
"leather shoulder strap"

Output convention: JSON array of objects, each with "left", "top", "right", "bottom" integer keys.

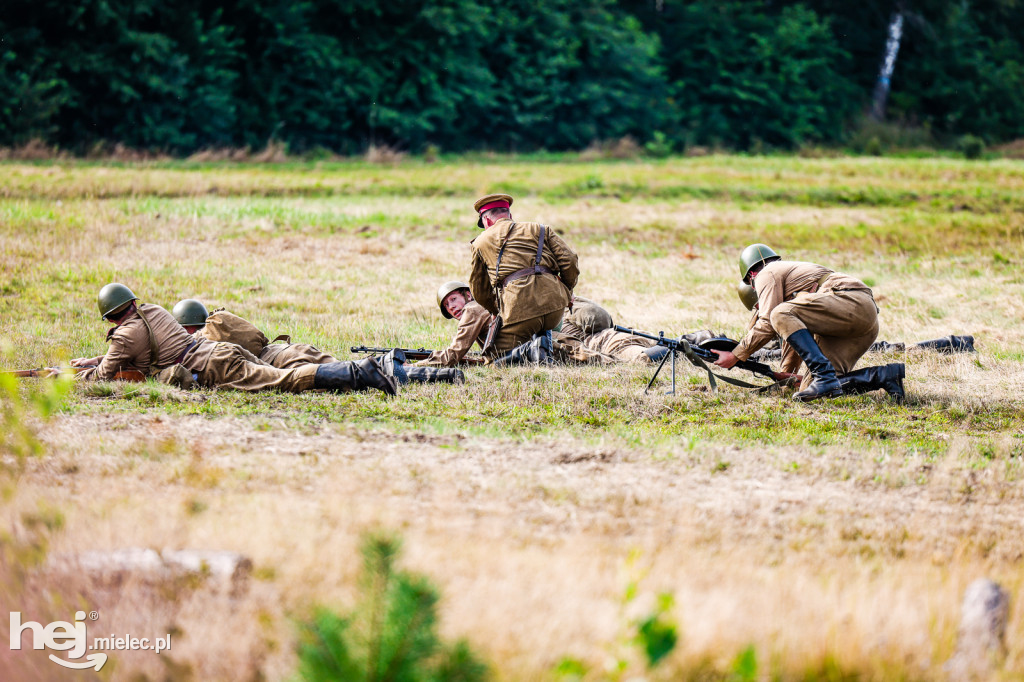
[
  {"left": 492, "top": 222, "right": 517, "bottom": 287},
  {"left": 134, "top": 306, "right": 162, "bottom": 374},
  {"left": 535, "top": 224, "right": 546, "bottom": 267}
]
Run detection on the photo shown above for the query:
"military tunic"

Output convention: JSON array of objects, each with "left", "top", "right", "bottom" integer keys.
[
  {"left": 469, "top": 218, "right": 579, "bottom": 354},
  {"left": 732, "top": 261, "right": 878, "bottom": 386},
  {"left": 76, "top": 303, "right": 214, "bottom": 381},
  {"left": 420, "top": 300, "right": 493, "bottom": 367},
  {"left": 193, "top": 310, "right": 338, "bottom": 369},
  {"left": 78, "top": 303, "right": 319, "bottom": 392}
]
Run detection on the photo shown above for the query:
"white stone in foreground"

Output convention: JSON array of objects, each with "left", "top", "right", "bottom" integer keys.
[{"left": 945, "top": 578, "right": 1009, "bottom": 681}]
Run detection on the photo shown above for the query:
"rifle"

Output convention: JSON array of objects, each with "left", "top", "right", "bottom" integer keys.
[
  {"left": 349, "top": 346, "right": 487, "bottom": 365},
  {"left": 613, "top": 325, "right": 791, "bottom": 395},
  {"left": 2, "top": 366, "right": 146, "bottom": 382}
]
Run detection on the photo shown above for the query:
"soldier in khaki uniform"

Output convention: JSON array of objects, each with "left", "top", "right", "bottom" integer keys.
[
  {"left": 558, "top": 299, "right": 673, "bottom": 364},
  {"left": 418, "top": 281, "right": 493, "bottom": 367},
  {"left": 713, "top": 245, "right": 904, "bottom": 402},
  {"left": 173, "top": 298, "right": 462, "bottom": 384},
  {"left": 172, "top": 299, "right": 338, "bottom": 369},
  {"left": 736, "top": 282, "right": 976, "bottom": 360},
  {"left": 470, "top": 193, "right": 579, "bottom": 365},
  {"left": 72, "top": 284, "right": 398, "bottom": 395}
]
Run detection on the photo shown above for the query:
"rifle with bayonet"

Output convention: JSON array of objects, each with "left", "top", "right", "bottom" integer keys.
[
  {"left": 2, "top": 366, "right": 146, "bottom": 381},
  {"left": 349, "top": 346, "right": 487, "bottom": 365},
  {"left": 613, "top": 325, "right": 795, "bottom": 394}
]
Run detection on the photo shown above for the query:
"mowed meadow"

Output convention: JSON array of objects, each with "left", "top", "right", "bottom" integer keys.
[{"left": 2, "top": 156, "right": 1024, "bottom": 681}]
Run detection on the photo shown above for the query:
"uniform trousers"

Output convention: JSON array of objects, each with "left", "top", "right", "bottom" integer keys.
[{"left": 769, "top": 289, "right": 879, "bottom": 390}]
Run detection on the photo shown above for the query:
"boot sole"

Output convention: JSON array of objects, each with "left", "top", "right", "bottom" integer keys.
[{"left": 793, "top": 387, "right": 845, "bottom": 402}]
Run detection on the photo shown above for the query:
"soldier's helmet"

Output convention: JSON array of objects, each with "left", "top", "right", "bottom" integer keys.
[
  {"left": 436, "top": 281, "right": 471, "bottom": 319},
  {"left": 739, "top": 243, "right": 781, "bottom": 283},
  {"left": 172, "top": 299, "right": 210, "bottom": 327},
  {"left": 737, "top": 282, "right": 758, "bottom": 311},
  {"left": 569, "top": 303, "right": 613, "bottom": 335},
  {"left": 97, "top": 283, "right": 138, "bottom": 320}
]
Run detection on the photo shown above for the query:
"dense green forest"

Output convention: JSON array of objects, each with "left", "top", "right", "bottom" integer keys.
[{"left": 2, "top": 0, "right": 1023, "bottom": 154}]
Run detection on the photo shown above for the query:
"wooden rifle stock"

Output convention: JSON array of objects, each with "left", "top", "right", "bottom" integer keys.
[{"left": 2, "top": 366, "right": 146, "bottom": 382}]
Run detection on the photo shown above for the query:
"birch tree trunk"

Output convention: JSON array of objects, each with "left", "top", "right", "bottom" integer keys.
[{"left": 870, "top": 12, "right": 905, "bottom": 120}]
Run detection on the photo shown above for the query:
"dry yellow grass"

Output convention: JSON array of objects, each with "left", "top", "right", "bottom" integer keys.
[{"left": 1, "top": 158, "right": 1022, "bottom": 680}]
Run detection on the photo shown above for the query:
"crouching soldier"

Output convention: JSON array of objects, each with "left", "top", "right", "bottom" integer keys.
[
  {"left": 713, "top": 245, "right": 905, "bottom": 402},
  {"left": 72, "top": 284, "right": 399, "bottom": 395},
  {"left": 737, "top": 284, "right": 976, "bottom": 357},
  {"left": 470, "top": 193, "right": 579, "bottom": 366}
]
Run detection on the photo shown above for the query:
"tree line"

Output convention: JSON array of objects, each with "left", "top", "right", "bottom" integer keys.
[{"left": 2, "top": 0, "right": 1023, "bottom": 155}]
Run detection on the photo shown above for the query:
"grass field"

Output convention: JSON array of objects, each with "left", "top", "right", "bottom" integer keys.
[{"left": 2, "top": 155, "right": 1023, "bottom": 681}]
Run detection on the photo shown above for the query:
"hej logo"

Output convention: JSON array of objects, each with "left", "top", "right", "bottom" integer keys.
[{"left": 9, "top": 610, "right": 172, "bottom": 671}]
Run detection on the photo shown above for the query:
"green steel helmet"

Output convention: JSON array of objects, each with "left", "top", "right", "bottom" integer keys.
[
  {"left": 172, "top": 298, "right": 210, "bottom": 327},
  {"left": 436, "top": 280, "right": 471, "bottom": 319},
  {"left": 569, "top": 302, "right": 613, "bottom": 335},
  {"left": 97, "top": 283, "right": 138, "bottom": 319},
  {"left": 739, "top": 243, "right": 781, "bottom": 283},
  {"left": 737, "top": 282, "right": 758, "bottom": 311}
]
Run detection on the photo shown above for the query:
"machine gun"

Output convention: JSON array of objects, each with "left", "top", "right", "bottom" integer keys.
[
  {"left": 613, "top": 325, "right": 793, "bottom": 395},
  {"left": 350, "top": 346, "right": 486, "bottom": 365}
]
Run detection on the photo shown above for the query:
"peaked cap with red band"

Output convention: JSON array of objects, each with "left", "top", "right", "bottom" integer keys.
[{"left": 473, "top": 193, "right": 513, "bottom": 228}]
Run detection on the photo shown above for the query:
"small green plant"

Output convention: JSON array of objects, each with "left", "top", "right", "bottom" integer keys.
[
  {"left": 644, "top": 131, "right": 675, "bottom": 158},
  {"left": 0, "top": 352, "right": 74, "bottom": 496},
  {"left": 730, "top": 645, "right": 758, "bottom": 681},
  {"left": 555, "top": 550, "right": 679, "bottom": 680},
  {"left": 295, "top": 531, "right": 489, "bottom": 682},
  {"left": 865, "top": 136, "right": 883, "bottom": 157},
  {"left": 958, "top": 134, "right": 985, "bottom": 160}
]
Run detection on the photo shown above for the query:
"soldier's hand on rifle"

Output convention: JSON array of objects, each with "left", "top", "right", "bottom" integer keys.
[
  {"left": 70, "top": 357, "right": 89, "bottom": 367},
  {"left": 711, "top": 349, "right": 739, "bottom": 369}
]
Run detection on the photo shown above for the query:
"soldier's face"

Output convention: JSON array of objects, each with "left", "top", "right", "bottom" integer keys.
[{"left": 443, "top": 291, "right": 470, "bottom": 320}]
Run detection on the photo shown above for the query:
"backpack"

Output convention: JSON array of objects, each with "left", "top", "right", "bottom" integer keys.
[{"left": 201, "top": 310, "right": 270, "bottom": 356}]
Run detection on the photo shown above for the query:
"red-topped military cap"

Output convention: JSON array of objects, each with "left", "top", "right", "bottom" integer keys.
[{"left": 473, "top": 193, "right": 513, "bottom": 228}]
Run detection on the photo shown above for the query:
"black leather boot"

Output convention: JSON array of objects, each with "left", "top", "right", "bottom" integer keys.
[
  {"left": 914, "top": 335, "right": 975, "bottom": 354},
  {"left": 379, "top": 349, "right": 409, "bottom": 385},
  {"left": 493, "top": 333, "right": 553, "bottom": 367},
  {"left": 786, "top": 329, "right": 844, "bottom": 402},
  {"left": 405, "top": 367, "right": 465, "bottom": 384},
  {"left": 839, "top": 363, "right": 905, "bottom": 403},
  {"left": 642, "top": 345, "right": 671, "bottom": 362},
  {"left": 313, "top": 360, "right": 399, "bottom": 396},
  {"left": 868, "top": 340, "right": 906, "bottom": 353}
]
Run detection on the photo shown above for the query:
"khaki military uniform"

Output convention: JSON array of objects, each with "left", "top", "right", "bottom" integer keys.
[
  {"left": 419, "top": 300, "right": 493, "bottom": 367},
  {"left": 555, "top": 298, "right": 653, "bottom": 364},
  {"left": 470, "top": 218, "right": 579, "bottom": 354},
  {"left": 193, "top": 310, "right": 338, "bottom": 370},
  {"left": 583, "top": 328, "right": 655, "bottom": 363},
  {"left": 258, "top": 343, "right": 336, "bottom": 369},
  {"left": 78, "top": 304, "right": 319, "bottom": 392},
  {"left": 733, "top": 261, "right": 878, "bottom": 387}
]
